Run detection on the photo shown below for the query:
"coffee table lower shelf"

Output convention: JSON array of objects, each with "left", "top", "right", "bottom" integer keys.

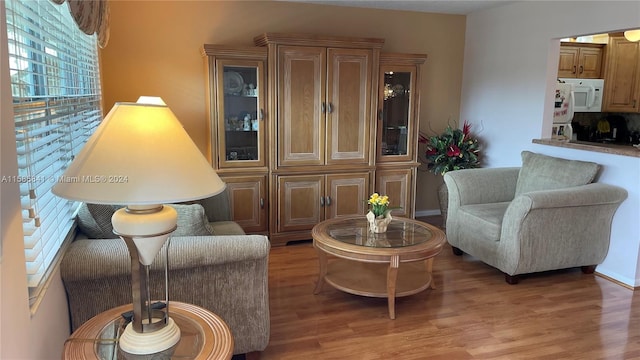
[{"left": 324, "top": 259, "right": 433, "bottom": 298}]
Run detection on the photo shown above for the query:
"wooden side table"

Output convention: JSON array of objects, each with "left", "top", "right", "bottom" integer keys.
[{"left": 63, "top": 302, "right": 233, "bottom": 360}]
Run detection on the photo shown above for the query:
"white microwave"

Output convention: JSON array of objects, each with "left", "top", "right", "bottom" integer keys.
[{"left": 558, "top": 78, "right": 604, "bottom": 112}]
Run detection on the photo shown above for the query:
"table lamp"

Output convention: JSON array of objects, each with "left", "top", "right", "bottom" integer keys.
[{"left": 52, "top": 97, "right": 226, "bottom": 355}]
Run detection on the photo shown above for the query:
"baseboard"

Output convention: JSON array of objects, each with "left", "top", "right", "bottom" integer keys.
[
  {"left": 595, "top": 272, "right": 638, "bottom": 291},
  {"left": 415, "top": 209, "right": 442, "bottom": 217}
]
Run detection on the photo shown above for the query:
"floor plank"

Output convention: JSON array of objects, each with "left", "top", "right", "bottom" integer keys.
[{"left": 256, "top": 216, "right": 640, "bottom": 359}]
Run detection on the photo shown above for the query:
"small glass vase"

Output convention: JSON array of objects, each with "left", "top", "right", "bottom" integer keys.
[{"left": 366, "top": 210, "right": 393, "bottom": 233}]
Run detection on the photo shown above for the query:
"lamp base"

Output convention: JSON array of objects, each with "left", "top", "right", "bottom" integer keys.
[{"left": 119, "top": 317, "right": 181, "bottom": 356}]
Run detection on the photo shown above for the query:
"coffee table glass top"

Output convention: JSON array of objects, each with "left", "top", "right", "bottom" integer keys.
[{"left": 326, "top": 217, "right": 434, "bottom": 248}]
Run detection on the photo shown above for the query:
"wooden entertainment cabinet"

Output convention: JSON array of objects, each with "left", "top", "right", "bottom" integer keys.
[{"left": 203, "top": 33, "right": 426, "bottom": 246}]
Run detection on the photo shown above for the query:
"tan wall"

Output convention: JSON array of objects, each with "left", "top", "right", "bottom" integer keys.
[{"left": 100, "top": 0, "right": 466, "bottom": 212}]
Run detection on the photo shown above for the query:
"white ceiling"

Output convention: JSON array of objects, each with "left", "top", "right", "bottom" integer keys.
[{"left": 281, "top": 0, "right": 515, "bottom": 15}]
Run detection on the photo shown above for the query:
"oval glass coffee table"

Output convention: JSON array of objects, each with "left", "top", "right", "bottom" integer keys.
[{"left": 312, "top": 216, "right": 446, "bottom": 319}]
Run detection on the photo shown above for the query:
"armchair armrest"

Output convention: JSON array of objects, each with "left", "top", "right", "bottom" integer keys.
[
  {"left": 498, "top": 183, "right": 627, "bottom": 275},
  {"left": 445, "top": 167, "right": 520, "bottom": 206},
  {"left": 516, "top": 183, "right": 628, "bottom": 209}
]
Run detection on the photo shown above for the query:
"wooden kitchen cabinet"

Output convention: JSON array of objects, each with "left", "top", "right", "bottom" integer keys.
[
  {"left": 273, "top": 44, "right": 374, "bottom": 168},
  {"left": 602, "top": 33, "right": 640, "bottom": 112},
  {"left": 557, "top": 42, "right": 603, "bottom": 79},
  {"left": 274, "top": 173, "right": 370, "bottom": 243},
  {"left": 222, "top": 175, "right": 268, "bottom": 234}
]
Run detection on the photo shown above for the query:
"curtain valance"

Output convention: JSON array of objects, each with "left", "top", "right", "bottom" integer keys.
[{"left": 51, "top": 0, "right": 110, "bottom": 48}]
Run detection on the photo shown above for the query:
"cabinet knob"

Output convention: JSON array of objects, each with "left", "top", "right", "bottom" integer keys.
[
  {"left": 320, "top": 196, "right": 325, "bottom": 207},
  {"left": 259, "top": 108, "right": 264, "bottom": 120},
  {"left": 325, "top": 196, "right": 331, "bottom": 206},
  {"left": 327, "top": 103, "right": 334, "bottom": 114},
  {"left": 573, "top": 65, "right": 577, "bottom": 74},
  {"left": 579, "top": 65, "right": 583, "bottom": 74},
  {"left": 260, "top": 198, "right": 264, "bottom": 208},
  {"left": 321, "top": 102, "right": 326, "bottom": 114}
]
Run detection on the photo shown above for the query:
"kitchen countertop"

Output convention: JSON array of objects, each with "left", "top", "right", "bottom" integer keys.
[{"left": 532, "top": 138, "right": 640, "bottom": 158}]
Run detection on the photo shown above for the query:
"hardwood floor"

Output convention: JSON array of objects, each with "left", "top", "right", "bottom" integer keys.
[{"left": 256, "top": 217, "right": 640, "bottom": 359}]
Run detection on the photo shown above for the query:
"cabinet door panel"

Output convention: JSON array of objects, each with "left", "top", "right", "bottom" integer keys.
[
  {"left": 215, "top": 59, "right": 266, "bottom": 168},
  {"left": 223, "top": 176, "right": 267, "bottom": 233},
  {"left": 558, "top": 47, "right": 579, "bottom": 78},
  {"left": 326, "top": 48, "right": 372, "bottom": 165},
  {"left": 377, "top": 64, "right": 417, "bottom": 162},
  {"left": 277, "top": 175, "right": 323, "bottom": 232},
  {"left": 375, "top": 169, "right": 412, "bottom": 218},
  {"left": 278, "top": 46, "right": 326, "bottom": 166},
  {"left": 603, "top": 36, "right": 640, "bottom": 112},
  {"left": 326, "top": 173, "right": 370, "bottom": 219},
  {"left": 579, "top": 48, "right": 603, "bottom": 79}
]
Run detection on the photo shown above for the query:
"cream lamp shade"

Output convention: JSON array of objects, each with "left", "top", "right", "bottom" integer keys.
[
  {"left": 624, "top": 29, "right": 640, "bottom": 42},
  {"left": 52, "top": 98, "right": 226, "bottom": 204}
]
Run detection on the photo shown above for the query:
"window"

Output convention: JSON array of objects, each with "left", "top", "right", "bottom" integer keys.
[{"left": 5, "top": 0, "right": 102, "bottom": 298}]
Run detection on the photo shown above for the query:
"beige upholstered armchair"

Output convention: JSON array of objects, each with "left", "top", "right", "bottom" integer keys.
[{"left": 444, "top": 151, "right": 628, "bottom": 284}]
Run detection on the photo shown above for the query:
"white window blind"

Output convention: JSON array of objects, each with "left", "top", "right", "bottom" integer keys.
[{"left": 5, "top": 0, "right": 102, "bottom": 289}]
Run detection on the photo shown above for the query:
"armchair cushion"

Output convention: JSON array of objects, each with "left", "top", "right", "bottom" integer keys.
[
  {"left": 209, "top": 220, "right": 246, "bottom": 235},
  {"left": 457, "top": 202, "right": 511, "bottom": 241},
  {"left": 515, "top": 151, "right": 600, "bottom": 196}
]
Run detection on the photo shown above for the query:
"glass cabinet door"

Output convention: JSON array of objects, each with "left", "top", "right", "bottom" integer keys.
[
  {"left": 377, "top": 64, "right": 417, "bottom": 162},
  {"left": 216, "top": 59, "right": 265, "bottom": 168}
]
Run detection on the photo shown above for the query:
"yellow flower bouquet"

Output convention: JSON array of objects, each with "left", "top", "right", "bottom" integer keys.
[
  {"left": 367, "top": 193, "right": 391, "bottom": 218},
  {"left": 366, "top": 193, "right": 395, "bottom": 233}
]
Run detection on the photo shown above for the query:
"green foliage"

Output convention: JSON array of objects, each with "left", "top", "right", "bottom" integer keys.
[{"left": 419, "top": 121, "right": 480, "bottom": 175}]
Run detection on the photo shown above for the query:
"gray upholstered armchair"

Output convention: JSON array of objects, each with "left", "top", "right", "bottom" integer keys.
[
  {"left": 61, "top": 189, "right": 270, "bottom": 358},
  {"left": 444, "top": 151, "right": 628, "bottom": 284}
]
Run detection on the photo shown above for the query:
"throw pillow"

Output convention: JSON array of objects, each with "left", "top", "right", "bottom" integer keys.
[
  {"left": 76, "top": 203, "right": 119, "bottom": 239},
  {"left": 171, "top": 204, "right": 214, "bottom": 236},
  {"left": 195, "top": 190, "right": 231, "bottom": 222},
  {"left": 76, "top": 203, "right": 213, "bottom": 238},
  {"left": 515, "top": 151, "right": 600, "bottom": 196}
]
